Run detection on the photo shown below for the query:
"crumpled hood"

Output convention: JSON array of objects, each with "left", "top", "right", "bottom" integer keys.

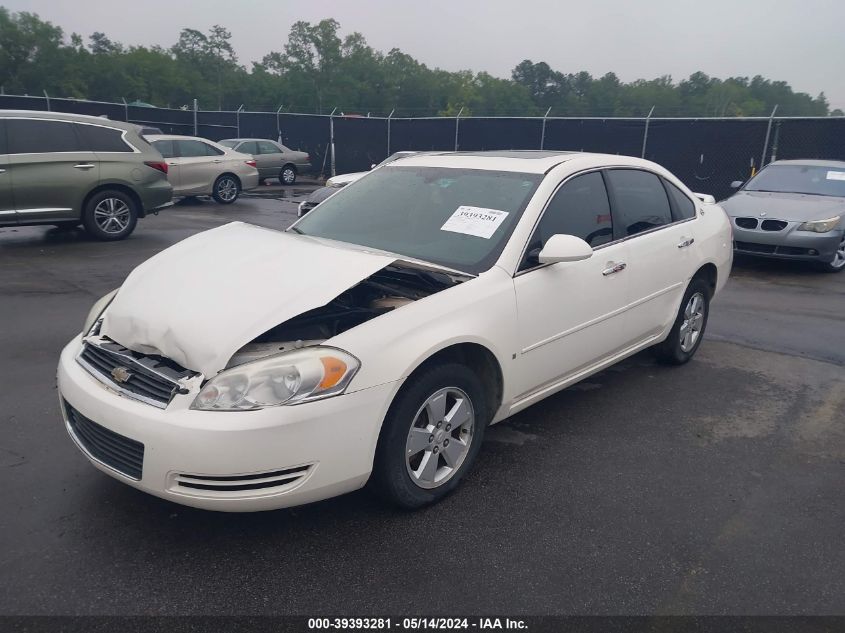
[
  {"left": 722, "top": 191, "right": 845, "bottom": 222},
  {"left": 101, "top": 222, "right": 395, "bottom": 377}
]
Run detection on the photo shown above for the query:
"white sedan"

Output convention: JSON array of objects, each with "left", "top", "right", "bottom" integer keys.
[
  {"left": 147, "top": 135, "right": 259, "bottom": 204},
  {"left": 57, "top": 151, "right": 732, "bottom": 511}
]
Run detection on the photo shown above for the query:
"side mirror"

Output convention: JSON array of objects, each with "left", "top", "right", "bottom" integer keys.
[
  {"left": 538, "top": 234, "right": 593, "bottom": 264},
  {"left": 693, "top": 192, "right": 715, "bottom": 204},
  {"left": 730, "top": 180, "right": 744, "bottom": 189}
]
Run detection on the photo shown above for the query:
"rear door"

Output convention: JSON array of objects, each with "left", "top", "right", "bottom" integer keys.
[
  {"left": 7, "top": 117, "right": 98, "bottom": 223},
  {"left": 604, "top": 168, "right": 699, "bottom": 341},
  {"left": 150, "top": 139, "right": 180, "bottom": 189},
  {"left": 255, "top": 140, "right": 283, "bottom": 179},
  {"left": 0, "top": 120, "right": 13, "bottom": 224},
  {"left": 174, "top": 140, "right": 224, "bottom": 194}
]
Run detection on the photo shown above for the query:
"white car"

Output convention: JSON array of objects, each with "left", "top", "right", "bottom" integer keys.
[
  {"left": 57, "top": 151, "right": 732, "bottom": 511},
  {"left": 147, "top": 135, "right": 259, "bottom": 204}
]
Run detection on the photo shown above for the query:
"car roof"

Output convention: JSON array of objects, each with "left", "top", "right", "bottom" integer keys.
[
  {"left": 219, "top": 138, "right": 278, "bottom": 143},
  {"left": 145, "top": 134, "right": 219, "bottom": 143},
  {"left": 0, "top": 109, "right": 136, "bottom": 130},
  {"left": 391, "top": 150, "right": 662, "bottom": 174},
  {"left": 768, "top": 159, "right": 845, "bottom": 168}
]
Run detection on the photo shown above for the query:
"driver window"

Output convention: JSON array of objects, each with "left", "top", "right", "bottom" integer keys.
[{"left": 522, "top": 171, "right": 613, "bottom": 269}]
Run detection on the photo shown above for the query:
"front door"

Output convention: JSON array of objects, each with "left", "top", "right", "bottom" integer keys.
[
  {"left": 256, "top": 140, "right": 283, "bottom": 179},
  {"left": 512, "top": 170, "right": 636, "bottom": 402},
  {"left": 7, "top": 118, "right": 98, "bottom": 224}
]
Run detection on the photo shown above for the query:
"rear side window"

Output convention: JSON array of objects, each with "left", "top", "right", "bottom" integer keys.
[
  {"left": 77, "top": 124, "right": 133, "bottom": 152},
  {"left": 606, "top": 169, "right": 673, "bottom": 237},
  {"left": 257, "top": 141, "right": 280, "bottom": 154},
  {"left": 6, "top": 119, "right": 83, "bottom": 154},
  {"left": 151, "top": 140, "right": 176, "bottom": 158},
  {"left": 523, "top": 171, "right": 613, "bottom": 269},
  {"left": 664, "top": 180, "right": 696, "bottom": 220},
  {"left": 177, "top": 140, "right": 223, "bottom": 157}
]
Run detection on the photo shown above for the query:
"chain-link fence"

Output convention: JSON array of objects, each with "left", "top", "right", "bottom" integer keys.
[{"left": 2, "top": 94, "right": 843, "bottom": 200}]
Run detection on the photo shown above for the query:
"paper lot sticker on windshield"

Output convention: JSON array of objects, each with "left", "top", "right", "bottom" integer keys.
[
  {"left": 441, "top": 206, "right": 509, "bottom": 239},
  {"left": 826, "top": 171, "right": 845, "bottom": 181}
]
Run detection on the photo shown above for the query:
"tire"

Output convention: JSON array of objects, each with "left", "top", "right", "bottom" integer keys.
[
  {"left": 371, "top": 363, "right": 489, "bottom": 509},
  {"left": 212, "top": 174, "right": 240, "bottom": 204},
  {"left": 81, "top": 190, "right": 138, "bottom": 241},
  {"left": 652, "top": 278, "right": 711, "bottom": 365},
  {"left": 815, "top": 234, "right": 845, "bottom": 273},
  {"left": 280, "top": 164, "right": 297, "bottom": 185}
]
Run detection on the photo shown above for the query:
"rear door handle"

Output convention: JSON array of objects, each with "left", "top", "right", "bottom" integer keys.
[
  {"left": 0, "top": 168, "right": 5, "bottom": 174},
  {"left": 602, "top": 262, "right": 627, "bottom": 276},
  {"left": 74, "top": 163, "right": 95, "bottom": 170},
  {"left": 677, "top": 237, "right": 695, "bottom": 248}
]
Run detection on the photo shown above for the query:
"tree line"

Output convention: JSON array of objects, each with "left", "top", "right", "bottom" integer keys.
[{"left": 0, "top": 8, "right": 838, "bottom": 118}]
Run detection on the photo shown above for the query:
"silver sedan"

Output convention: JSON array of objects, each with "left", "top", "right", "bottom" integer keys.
[
  {"left": 148, "top": 135, "right": 259, "bottom": 204},
  {"left": 721, "top": 159, "right": 845, "bottom": 272}
]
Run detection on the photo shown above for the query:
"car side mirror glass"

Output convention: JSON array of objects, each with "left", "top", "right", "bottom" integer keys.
[
  {"left": 538, "top": 234, "right": 593, "bottom": 264},
  {"left": 730, "top": 180, "right": 744, "bottom": 189}
]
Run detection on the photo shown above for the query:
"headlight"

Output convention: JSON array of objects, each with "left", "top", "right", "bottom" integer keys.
[
  {"left": 82, "top": 289, "right": 119, "bottom": 336},
  {"left": 191, "top": 347, "right": 360, "bottom": 411},
  {"left": 797, "top": 216, "right": 841, "bottom": 233}
]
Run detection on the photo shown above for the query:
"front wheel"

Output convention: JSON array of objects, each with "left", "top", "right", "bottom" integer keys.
[
  {"left": 280, "top": 165, "right": 297, "bottom": 185},
  {"left": 371, "top": 363, "right": 488, "bottom": 509},
  {"left": 652, "top": 278, "right": 711, "bottom": 365},
  {"left": 81, "top": 190, "right": 138, "bottom": 241},
  {"left": 815, "top": 234, "right": 845, "bottom": 273},
  {"left": 212, "top": 175, "right": 240, "bottom": 204}
]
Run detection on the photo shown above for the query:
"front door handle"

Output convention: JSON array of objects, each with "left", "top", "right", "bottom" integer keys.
[
  {"left": 212, "top": 159, "right": 223, "bottom": 163},
  {"left": 677, "top": 237, "right": 695, "bottom": 248},
  {"left": 167, "top": 162, "right": 178, "bottom": 166},
  {"left": 602, "top": 262, "right": 627, "bottom": 276},
  {"left": 0, "top": 168, "right": 5, "bottom": 174},
  {"left": 74, "top": 163, "right": 95, "bottom": 170}
]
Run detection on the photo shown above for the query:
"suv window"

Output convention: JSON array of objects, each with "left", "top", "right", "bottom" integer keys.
[
  {"left": 664, "top": 180, "right": 696, "bottom": 220},
  {"left": 523, "top": 171, "right": 613, "bottom": 269},
  {"left": 77, "top": 124, "right": 133, "bottom": 152},
  {"left": 6, "top": 118, "right": 83, "bottom": 154},
  {"left": 177, "top": 140, "right": 223, "bottom": 157},
  {"left": 236, "top": 141, "right": 258, "bottom": 155},
  {"left": 257, "top": 141, "right": 280, "bottom": 154},
  {"left": 606, "top": 169, "right": 673, "bottom": 237},
  {"left": 151, "top": 139, "right": 176, "bottom": 158}
]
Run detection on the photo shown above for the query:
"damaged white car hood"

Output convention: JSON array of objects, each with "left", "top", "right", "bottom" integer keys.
[{"left": 101, "top": 222, "right": 395, "bottom": 377}]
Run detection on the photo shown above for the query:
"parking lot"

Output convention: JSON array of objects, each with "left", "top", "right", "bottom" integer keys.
[{"left": 0, "top": 192, "right": 843, "bottom": 615}]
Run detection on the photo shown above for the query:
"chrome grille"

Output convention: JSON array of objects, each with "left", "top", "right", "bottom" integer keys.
[{"left": 78, "top": 339, "right": 197, "bottom": 408}]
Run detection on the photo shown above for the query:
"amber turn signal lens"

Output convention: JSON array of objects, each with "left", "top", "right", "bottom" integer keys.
[{"left": 319, "top": 357, "right": 348, "bottom": 389}]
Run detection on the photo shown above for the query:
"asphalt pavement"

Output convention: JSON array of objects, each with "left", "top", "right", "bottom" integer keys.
[{"left": 0, "top": 194, "right": 843, "bottom": 615}]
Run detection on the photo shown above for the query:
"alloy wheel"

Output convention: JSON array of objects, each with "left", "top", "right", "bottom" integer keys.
[
  {"left": 679, "top": 292, "right": 706, "bottom": 352},
  {"left": 832, "top": 236, "right": 845, "bottom": 269},
  {"left": 216, "top": 178, "right": 238, "bottom": 202},
  {"left": 93, "top": 198, "right": 131, "bottom": 234},
  {"left": 405, "top": 387, "right": 475, "bottom": 490}
]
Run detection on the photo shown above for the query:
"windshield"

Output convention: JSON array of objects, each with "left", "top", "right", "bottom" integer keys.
[
  {"left": 218, "top": 140, "right": 237, "bottom": 148},
  {"left": 292, "top": 166, "right": 542, "bottom": 274},
  {"left": 745, "top": 164, "right": 845, "bottom": 197}
]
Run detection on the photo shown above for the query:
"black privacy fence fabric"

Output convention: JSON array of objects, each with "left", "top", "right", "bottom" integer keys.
[{"left": 1, "top": 95, "right": 843, "bottom": 200}]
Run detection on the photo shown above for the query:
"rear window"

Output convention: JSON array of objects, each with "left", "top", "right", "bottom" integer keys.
[
  {"left": 77, "top": 124, "right": 134, "bottom": 152},
  {"left": 606, "top": 169, "right": 673, "bottom": 237},
  {"left": 665, "top": 180, "right": 696, "bottom": 220},
  {"left": 151, "top": 140, "right": 176, "bottom": 158},
  {"left": 6, "top": 119, "right": 83, "bottom": 154}
]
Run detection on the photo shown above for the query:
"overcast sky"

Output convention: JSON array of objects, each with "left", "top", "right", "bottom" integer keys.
[{"left": 7, "top": 0, "right": 845, "bottom": 110}]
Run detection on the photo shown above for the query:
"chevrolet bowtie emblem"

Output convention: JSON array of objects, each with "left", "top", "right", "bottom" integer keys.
[{"left": 111, "top": 366, "right": 133, "bottom": 384}]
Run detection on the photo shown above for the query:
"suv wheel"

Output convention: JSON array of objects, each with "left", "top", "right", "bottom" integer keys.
[
  {"left": 372, "top": 363, "right": 488, "bottom": 509},
  {"left": 280, "top": 165, "right": 297, "bottom": 185},
  {"left": 82, "top": 191, "right": 138, "bottom": 241},
  {"left": 212, "top": 175, "right": 240, "bottom": 204},
  {"left": 652, "top": 278, "right": 711, "bottom": 365}
]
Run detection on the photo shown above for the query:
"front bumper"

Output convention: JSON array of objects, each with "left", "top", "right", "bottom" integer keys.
[
  {"left": 731, "top": 218, "right": 842, "bottom": 262},
  {"left": 57, "top": 336, "right": 396, "bottom": 512}
]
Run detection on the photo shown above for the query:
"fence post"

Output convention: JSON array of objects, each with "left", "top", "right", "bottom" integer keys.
[
  {"left": 121, "top": 97, "right": 128, "bottom": 122},
  {"left": 43, "top": 90, "right": 50, "bottom": 111},
  {"left": 454, "top": 107, "right": 464, "bottom": 151},
  {"left": 193, "top": 99, "right": 198, "bottom": 136},
  {"left": 641, "top": 105, "right": 655, "bottom": 158},
  {"left": 276, "top": 104, "right": 284, "bottom": 143},
  {"left": 770, "top": 120, "right": 781, "bottom": 163},
  {"left": 760, "top": 105, "right": 779, "bottom": 168},
  {"left": 329, "top": 107, "right": 337, "bottom": 177},
  {"left": 387, "top": 108, "right": 395, "bottom": 156},
  {"left": 236, "top": 104, "right": 244, "bottom": 137},
  {"left": 540, "top": 107, "right": 552, "bottom": 149}
]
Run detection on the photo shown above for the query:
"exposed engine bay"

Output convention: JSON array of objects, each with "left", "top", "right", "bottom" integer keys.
[{"left": 227, "top": 263, "right": 469, "bottom": 368}]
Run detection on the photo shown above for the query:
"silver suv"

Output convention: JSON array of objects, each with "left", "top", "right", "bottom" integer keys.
[{"left": 0, "top": 110, "right": 173, "bottom": 240}]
